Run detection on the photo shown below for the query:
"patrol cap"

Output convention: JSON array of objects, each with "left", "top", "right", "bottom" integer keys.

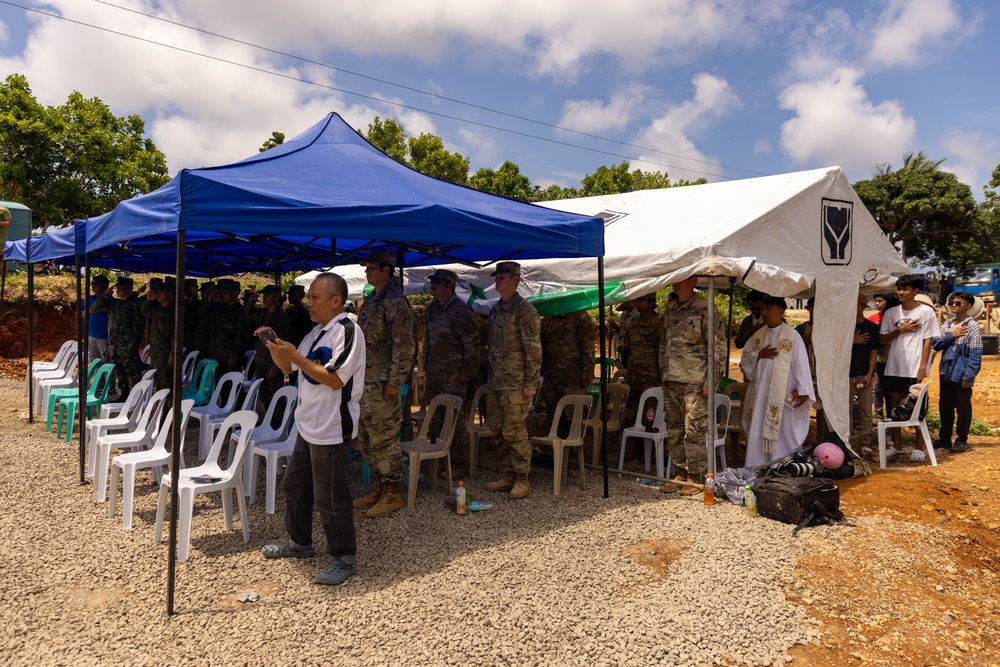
[
  {"left": 149, "top": 277, "right": 163, "bottom": 289},
  {"left": 490, "top": 261, "right": 521, "bottom": 277},
  {"left": 216, "top": 278, "right": 240, "bottom": 291},
  {"left": 200, "top": 281, "right": 215, "bottom": 292},
  {"left": 259, "top": 285, "right": 280, "bottom": 296},
  {"left": 91, "top": 274, "right": 110, "bottom": 286},
  {"left": 156, "top": 277, "right": 177, "bottom": 291},
  {"left": 184, "top": 278, "right": 198, "bottom": 289},
  {"left": 287, "top": 284, "right": 305, "bottom": 296},
  {"left": 428, "top": 268, "right": 458, "bottom": 284},
  {"left": 114, "top": 277, "right": 134, "bottom": 288},
  {"left": 360, "top": 249, "right": 396, "bottom": 268},
  {"left": 0, "top": 206, "right": 11, "bottom": 222}
]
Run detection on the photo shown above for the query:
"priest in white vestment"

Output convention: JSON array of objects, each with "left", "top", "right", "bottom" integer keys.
[{"left": 740, "top": 296, "right": 815, "bottom": 467}]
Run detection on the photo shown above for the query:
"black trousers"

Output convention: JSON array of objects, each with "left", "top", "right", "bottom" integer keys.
[
  {"left": 938, "top": 380, "right": 973, "bottom": 444},
  {"left": 283, "top": 434, "right": 356, "bottom": 561}
]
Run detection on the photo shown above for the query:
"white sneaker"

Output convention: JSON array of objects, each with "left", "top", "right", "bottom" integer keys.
[
  {"left": 909, "top": 449, "right": 927, "bottom": 462},
  {"left": 885, "top": 446, "right": 902, "bottom": 459}
]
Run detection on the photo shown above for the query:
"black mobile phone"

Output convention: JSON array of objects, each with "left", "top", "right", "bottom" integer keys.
[{"left": 257, "top": 329, "right": 277, "bottom": 345}]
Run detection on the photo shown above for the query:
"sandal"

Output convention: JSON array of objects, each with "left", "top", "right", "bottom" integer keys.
[{"left": 262, "top": 539, "right": 316, "bottom": 559}]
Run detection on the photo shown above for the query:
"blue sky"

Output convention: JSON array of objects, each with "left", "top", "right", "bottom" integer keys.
[{"left": 0, "top": 0, "right": 997, "bottom": 198}]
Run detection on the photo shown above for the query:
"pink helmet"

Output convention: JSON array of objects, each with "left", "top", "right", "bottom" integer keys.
[{"left": 814, "top": 442, "right": 845, "bottom": 470}]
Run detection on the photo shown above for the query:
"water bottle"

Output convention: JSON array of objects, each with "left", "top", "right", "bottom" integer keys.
[
  {"left": 745, "top": 485, "right": 758, "bottom": 515},
  {"left": 456, "top": 481, "right": 467, "bottom": 515},
  {"left": 470, "top": 501, "right": 493, "bottom": 512},
  {"left": 703, "top": 472, "right": 715, "bottom": 506}
]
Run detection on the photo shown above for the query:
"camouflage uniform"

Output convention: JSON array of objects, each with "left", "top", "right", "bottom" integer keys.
[
  {"left": 193, "top": 296, "right": 215, "bottom": 356},
  {"left": 620, "top": 313, "right": 663, "bottom": 426},
  {"left": 141, "top": 298, "right": 175, "bottom": 392},
  {"left": 208, "top": 300, "right": 250, "bottom": 378},
  {"left": 423, "top": 293, "right": 480, "bottom": 465},
  {"left": 358, "top": 282, "right": 416, "bottom": 483},
  {"left": 285, "top": 301, "right": 312, "bottom": 348},
  {"left": 249, "top": 305, "right": 291, "bottom": 411},
  {"left": 183, "top": 295, "right": 200, "bottom": 352},
  {"left": 539, "top": 311, "right": 595, "bottom": 432},
  {"left": 488, "top": 293, "right": 542, "bottom": 475},
  {"left": 93, "top": 293, "right": 144, "bottom": 397},
  {"left": 659, "top": 295, "right": 727, "bottom": 481}
]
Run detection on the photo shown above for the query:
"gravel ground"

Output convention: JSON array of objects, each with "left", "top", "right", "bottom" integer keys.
[{"left": 0, "top": 377, "right": 824, "bottom": 666}]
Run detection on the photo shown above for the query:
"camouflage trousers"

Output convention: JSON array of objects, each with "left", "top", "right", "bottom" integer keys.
[
  {"left": 487, "top": 388, "right": 532, "bottom": 475},
  {"left": 425, "top": 380, "right": 470, "bottom": 465},
  {"left": 254, "top": 359, "right": 285, "bottom": 415},
  {"left": 663, "top": 381, "right": 708, "bottom": 480},
  {"left": 359, "top": 381, "right": 403, "bottom": 483},
  {"left": 150, "top": 357, "right": 171, "bottom": 393},
  {"left": 110, "top": 348, "right": 144, "bottom": 397}
]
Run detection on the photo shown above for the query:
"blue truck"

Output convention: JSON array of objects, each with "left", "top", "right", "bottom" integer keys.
[{"left": 955, "top": 263, "right": 1000, "bottom": 303}]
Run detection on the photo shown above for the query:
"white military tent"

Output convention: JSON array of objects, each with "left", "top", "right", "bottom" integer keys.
[{"left": 302, "top": 166, "right": 908, "bottom": 442}]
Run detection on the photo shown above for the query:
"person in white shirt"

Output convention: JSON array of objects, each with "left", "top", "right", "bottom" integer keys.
[{"left": 258, "top": 272, "right": 366, "bottom": 586}]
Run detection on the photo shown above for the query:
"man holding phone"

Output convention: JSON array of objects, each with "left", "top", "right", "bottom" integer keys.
[{"left": 258, "top": 272, "right": 366, "bottom": 585}]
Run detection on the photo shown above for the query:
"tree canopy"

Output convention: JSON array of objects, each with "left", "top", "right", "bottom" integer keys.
[
  {"left": 0, "top": 74, "right": 170, "bottom": 230},
  {"left": 853, "top": 152, "right": 980, "bottom": 267}
]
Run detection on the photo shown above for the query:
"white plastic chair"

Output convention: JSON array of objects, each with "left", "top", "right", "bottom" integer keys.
[
  {"left": 248, "top": 422, "right": 298, "bottom": 514},
  {"left": 34, "top": 350, "right": 79, "bottom": 415},
  {"left": 239, "top": 350, "right": 257, "bottom": 395},
  {"left": 25, "top": 339, "right": 75, "bottom": 395},
  {"left": 877, "top": 380, "right": 937, "bottom": 468},
  {"left": 466, "top": 384, "right": 494, "bottom": 478},
  {"left": 107, "top": 400, "right": 195, "bottom": 529},
  {"left": 93, "top": 389, "right": 171, "bottom": 502},
  {"left": 189, "top": 371, "right": 245, "bottom": 461},
  {"left": 530, "top": 394, "right": 592, "bottom": 495},
  {"left": 585, "top": 383, "right": 630, "bottom": 466},
  {"left": 618, "top": 387, "right": 668, "bottom": 479},
  {"left": 153, "top": 409, "right": 259, "bottom": 561},
  {"left": 400, "top": 394, "right": 464, "bottom": 509},
  {"left": 245, "top": 386, "right": 298, "bottom": 510},
  {"left": 87, "top": 379, "right": 154, "bottom": 477},
  {"left": 101, "top": 369, "right": 158, "bottom": 419},
  {"left": 180, "top": 350, "right": 200, "bottom": 388}
]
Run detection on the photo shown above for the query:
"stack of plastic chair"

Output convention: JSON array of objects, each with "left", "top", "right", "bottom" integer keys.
[
  {"left": 87, "top": 379, "right": 154, "bottom": 477},
  {"left": 25, "top": 339, "right": 75, "bottom": 396},
  {"left": 618, "top": 387, "right": 668, "bottom": 479},
  {"left": 585, "top": 383, "right": 631, "bottom": 466},
  {"left": 153, "top": 409, "right": 259, "bottom": 561},
  {"left": 530, "top": 394, "right": 592, "bottom": 495},
  {"left": 181, "top": 358, "right": 218, "bottom": 406},
  {"left": 179, "top": 350, "right": 199, "bottom": 389},
  {"left": 33, "top": 348, "right": 79, "bottom": 415},
  {"left": 45, "top": 359, "right": 101, "bottom": 432},
  {"left": 107, "top": 400, "right": 195, "bottom": 529},
  {"left": 189, "top": 371, "right": 245, "bottom": 461},
  {"left": 400, "top": 394, "right": 463, "bottom": 509},
  {"left": 467, "top": 384, "right": 494, "bottom": 477},
  {"left": 56, "top": 363, "right": 117, "bottom": 441},
  {"left": 93, "top": 389, "right": 171, "bottom": 503}
]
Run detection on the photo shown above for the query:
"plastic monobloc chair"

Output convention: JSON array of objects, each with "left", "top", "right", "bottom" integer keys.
[
  {"left": 46, "top": 358, "right": 101, "bottom": 432},
  {"left": 93, "top": 389, "right": 171, "bottom": 503},
  {"left": 108, "top": 400, "right": 195, "bottom": 529},
  {"left": 33, "top": 347, "right": 79, "bottom": 412},
  {"left": 87, "top": 379, "right": 154, "bottom": 476},
  {"left": 248, "top": 422, "right": 298, "bottom": 514},
  {"left": 245, "top": 386, "right": 298, "bottom": 507},
  {"left": 180, "top": 350, "right": 199, "bottom": 389},
  {"left": 467, "top": 383, "right": 495, "bottom": 478},
  {"left": 190, "top": 371, "right": 245, "bottom": 461},
  {"left": 585, "top": 383, "right": 630, "bottom": 466},
  {"left": 181, "top": 358, "right": 219, "bottom": 406},
  {"left": 531, "top": 394, "right": 592, "bottom": 496},
  {"left": 618, "top": 386, "right": 668, "bottom": 478},
  {"left": 400, "top": 393, "right": 463, "bottom": 509},
  {"left": 56, "top": 363, "right": 117, "bottom": 441},
  {"left": 153, "top": 409, "right": 259, "bottom": 561},
  {"left": 25, "top": 339, "right": 75, "bottom": 395},
  {"left": 877, "top": 379, "right": 937, "bottom": 468}
]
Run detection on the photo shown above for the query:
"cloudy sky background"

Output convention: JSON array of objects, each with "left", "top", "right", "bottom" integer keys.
[{"left": 0, "top": 0, "right": 996, "bottom": 197}]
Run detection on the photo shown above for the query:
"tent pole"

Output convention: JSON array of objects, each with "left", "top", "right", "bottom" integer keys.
[
  {"left": 598, "top": 258, "right": 608, "bottom": 499},
  {"left": 706, "top": 275, "right": 716, "bottom": 478},
  {"left": 396, "top": 248, "right": 404, "bottom": 291},
  {"left": 79, "top": 259, "right": 91, "bottom": 485},
  {"left": 166, "top": 230, "right": 186, "bottom": 616},
  {"left": 27, "top": 239, "right": 34, "bottom": 422},
  {"left": 726, "top": 277, "right": 735, "bottom": 373}
]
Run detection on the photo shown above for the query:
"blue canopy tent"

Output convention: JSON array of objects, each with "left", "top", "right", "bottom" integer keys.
[{"left": 73, "top": 112, "right": 606, "bottom": 614}]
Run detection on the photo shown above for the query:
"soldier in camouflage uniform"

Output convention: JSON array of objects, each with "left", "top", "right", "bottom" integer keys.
[
  {"left": 285, "top": 284, "right": 313, "bottom": 347},
  {"left": 619, "top": 294, "right": 662, "bottom": 426},
  {"left": 540, "top": 311, "right": 594, "bottom": 437},
  {"left": 182, "top": 278, "right": 200, "bottom": 353},
  {"left": 353, "top": 249, "right": 416, "bottom": 518},
  {"left": 193, "top": 281, "right": 216, "bottom": 356},
  {"left": 141, "top": 277, "right": 177, "bottom": 392},
  {"left": 658, "top": 276, "right": 727, "bottom": 495},
  {"left": 422, "top": 269, "right": 480, "bottom": 478},
  {"left": 142, "top": 277, "right": 163, "bottom": 349},
  {"left": 485, "top": 262, "right": 542, "bottom": 499},
  {"left": 249, "top": 284, "right": 291, "bottom": 412},
  {"left": 208, "top": 279, "right": 250, "bottom": 383},
  {"left": 93, "top": 277, "right": 145, "bottom": 398}
]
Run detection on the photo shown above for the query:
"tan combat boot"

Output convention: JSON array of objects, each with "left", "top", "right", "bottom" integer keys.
[
  {"left": 677, "top": 476, "right": 702, "bottom": 496},
  {"left": 366, "top": 481, "right": 404, "bottom": 518},
  {"left": 508, "top": 473, "right": 531, "bottom": 499},
  {"left": 485, "top": 473, "right": 515, "bottom": 492},
  {"left": 353, "top": 474, "right": 383, "bottom": 510},
  {"left": 658, "top": 474, "right": 687, "bottom": 494}
]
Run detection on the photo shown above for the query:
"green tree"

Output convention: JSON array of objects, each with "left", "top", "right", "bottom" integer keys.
[
  {"left": 259, "top": 131, "right": 284, "bottom": 153},
  {"left": 853, "top": 152, "right": 980, "bottom": 266},
  {"left": 408, "top": 133, "right": 468, "bottom": 184},
  {"left": 0, "top": 74, "right": 169, "bottom": 230},
  {"left": 531, "top": 183, "right": 580, "bottom": 202},
  {"left": 579, "top": 161, "right": 705, "bottom": 196},
  {"left": 469, "top": 161, "right": 534, "bottom": 201},
  {"left": 965, "top": 162, "right": 1000, "bottom": 267},
  {"left": 363, "top": 116, "right": 408, "bottom": 164}
]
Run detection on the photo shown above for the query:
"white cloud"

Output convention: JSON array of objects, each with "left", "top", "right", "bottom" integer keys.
[
  {"left": 778, "top": 67, "right": 916, "bottom": 180},
  {"left": 556, "top": 85, "right": 647, "bottom": 134},
  {"left": 631, "top": 73, "right": 740, "bottom": 182},
  {"left": 457, "top": 127, "right": 498, "bottom": 167},
  {"left": 866, "top": 0, "right": 966, "bottom": 70},
  {"left": 940, "top": 130, "right": 999, "bottom": 199},
  {"left": 753, "top": 139, "right": 773, "bottom": 154}
]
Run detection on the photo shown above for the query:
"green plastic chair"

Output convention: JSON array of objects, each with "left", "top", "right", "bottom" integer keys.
[
  {"left": 181, "top": 359, "right": 219, "bottom": 407},
  {"left": 56, "top": 363, "right": 117, "bottom": 441},
  {"left": 46, "top": 358, "right": 101, "bottom": 433}
]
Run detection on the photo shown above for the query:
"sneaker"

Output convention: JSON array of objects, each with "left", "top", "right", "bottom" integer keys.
[
  {"left": 884, "top": 446, "right": 902, "bottom": 459},
  {"left": 909, "top": 449, "right": 927, "bottom": 462},
  {"left": 315, "top": 559, "right": 357, "bottom": 585},
  {"left": 931, "top": 439, "right": 951, "bottom": 450},
  {"left": 262, "top": 539, "right": 315, "bottom": 559},
  {"left": 952, "top": 441, "right": 971, "bottom": 453}
]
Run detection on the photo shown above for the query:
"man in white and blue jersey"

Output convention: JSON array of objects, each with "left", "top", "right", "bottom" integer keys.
[{"left": 258, "top": 272, "right": 366, "bottom": 585}]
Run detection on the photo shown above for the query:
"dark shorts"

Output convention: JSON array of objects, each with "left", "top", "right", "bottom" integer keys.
[{"left": 883, "top": 375, "right": 917, "bottom": 397}]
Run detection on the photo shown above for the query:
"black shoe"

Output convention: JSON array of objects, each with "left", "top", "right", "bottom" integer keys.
[
  {"left": 931, "top": 438, "right": 951, "bottom": 450},
  {"left": 952, "top": 441, "right": 971, "bottom": 453}
]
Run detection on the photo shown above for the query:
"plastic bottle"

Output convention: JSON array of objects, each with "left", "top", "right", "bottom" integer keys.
[
  {"left": 745, "top": 485, "right": 758, "bottom": 516},
  {"left": 456, "top": 481, "right": 467, "bottom": 515},
  {"left": 470, "top": 501, "right": 493, "bottom": 512},
  {"left": 643, "top": 404, "right": 656, "bottom": 432},
  {"left": 704, "top": 472, "right": 715, "bottom": 506}
]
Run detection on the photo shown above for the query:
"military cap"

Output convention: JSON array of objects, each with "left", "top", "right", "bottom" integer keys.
[
  {"left": 184, "top": 278, "right": 198, "bottom": 288},
  {"left": 490, "top": 261, "right": 521, "bottom": 277},
  {"left": 216, "top": 278, "right": 240, "bottom": 291},
  {"left": 0, "top": 206, "right": 11, "bottom": 222},
  {"left": 91, "top": 274, "right": 110, "bottom": 286},
  {"left": 113, "top": 277, "right": 134, "bottom": 288},
  {"left": 156, "top": 276, "right": 177, "bottom": 291},
  {"left": 259, "top": 284, "right": 280, "bottom": 295},
  {"left": 359, "top": 249, "right": 396, "bottom": 268},
  {"left": 428, "top": 268, "right": 458, "bottom": 284},
  {"left": 287, "top": 284, "right": 305, "bottom": 296},
  {"left": 199, "top": 281, "right": 215, "bottom": 292},
  {"left": 149, "top": 277, "right": 163, "bottom": 288}
]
